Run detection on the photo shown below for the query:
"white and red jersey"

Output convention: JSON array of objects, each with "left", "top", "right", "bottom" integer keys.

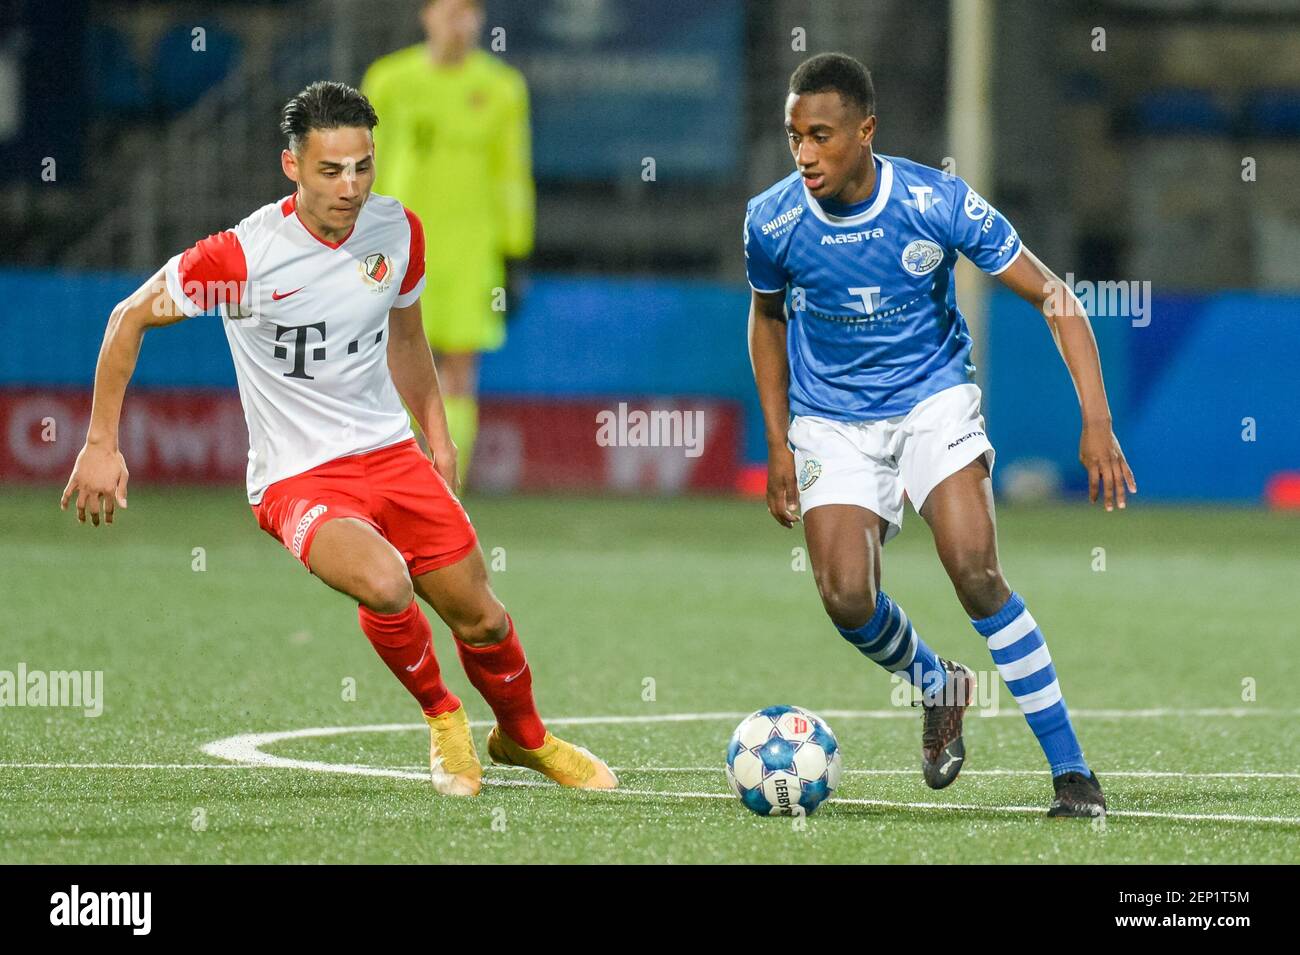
[{"left": 163, "top": 192, "right": 426, "bottom": 503}]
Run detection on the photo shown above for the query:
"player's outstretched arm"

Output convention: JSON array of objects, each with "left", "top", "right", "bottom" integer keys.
[
  {"left": 386, "top": 299, "right": 459, "bottom": 493},
  {"left": 60, "top": 269, "right": 191, "bottom": 526},
  {"left": 748, "top": 289, "right": 800, "bottom": 527},
  {"left": 995, "top": 247, "right": 1138, "bottom": 512}
]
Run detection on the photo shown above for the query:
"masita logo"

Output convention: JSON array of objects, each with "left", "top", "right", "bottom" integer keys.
[
  {"left": 761, "top": 205, "right": 804, "bottom": 236},
  {"left": 821, "top": 227, "right": 884, "bottom": 245},
  {"left": 947, "top": 429, "right": 985, "bottom": 450},
  {"left": 50, "top": 885, "right": 151, "bottom": 935}
]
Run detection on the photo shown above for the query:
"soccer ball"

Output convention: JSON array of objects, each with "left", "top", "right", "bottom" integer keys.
[{"left": 726, "top": 705, "right": 842, "bottom": 816}]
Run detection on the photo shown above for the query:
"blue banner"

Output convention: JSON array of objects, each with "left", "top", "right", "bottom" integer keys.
[
  {"left": 490, "top": 0, "right": 743, "bottom": 179},
  {"left": 4, "top": 266, "right": 1296, "bottom": 502}
]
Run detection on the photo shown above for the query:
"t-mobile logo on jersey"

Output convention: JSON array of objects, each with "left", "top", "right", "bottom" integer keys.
[
  {"left": 273, "top": 322, "right": 327, "bottom": 379},
  {"left": 272, "top": 323, "right": 386, "bottom": 379}
]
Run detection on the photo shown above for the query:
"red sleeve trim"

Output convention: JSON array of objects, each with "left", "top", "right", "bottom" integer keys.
[
  {"left": 399, "top": 207, "right": 426, "bottom": 296},
  {"left": 177, "top": 230, "right": 248, "bottom": 311}
]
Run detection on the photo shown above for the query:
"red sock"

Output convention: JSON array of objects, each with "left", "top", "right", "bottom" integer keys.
[
  {"left": 454, "top": 614, "right": 545, "bottom": 749},
  {"left": 358, "top": 600, "right": 459, "bottom": 717}
]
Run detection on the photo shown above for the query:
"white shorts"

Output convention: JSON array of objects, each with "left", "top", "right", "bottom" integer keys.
[{"left": 788, "top": 383, "right": 995, "bottom": 543}]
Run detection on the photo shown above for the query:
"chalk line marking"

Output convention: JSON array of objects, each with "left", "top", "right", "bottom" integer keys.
[
  {"left": 0, "top": 762, "right": 268, "bottom": 770},
  {"left": 190, "top": 712, "right": 1300, "bottom": 827},
  {"left": 3, "top": 762, "right": 1296, "bottom": 783},
  {"left": 405, "top": 765, "right": 1300, "bottom": 780}
]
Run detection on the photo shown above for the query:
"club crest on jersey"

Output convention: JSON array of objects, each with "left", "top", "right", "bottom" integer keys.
[
  {"left": 901, "top": 239, "right": 943, "bottom": 276},
  {"left": 359, "top": 252, "right": 393, "bottom": 293},
  {"left": 798, "top": 458, "right": 822, "bottom": 491}
]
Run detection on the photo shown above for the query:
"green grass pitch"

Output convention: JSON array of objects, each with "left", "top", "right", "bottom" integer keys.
[{"left": 2, "top": 486, "right": 1298, "bottom": 863}]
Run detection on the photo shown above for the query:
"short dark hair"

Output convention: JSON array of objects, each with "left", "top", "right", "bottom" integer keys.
[
  {"left": 280, "top": 81, "right": 379, "bottom": 153},
  {"left": 789, "top": 53, "right": 875, "bottom": 116}
]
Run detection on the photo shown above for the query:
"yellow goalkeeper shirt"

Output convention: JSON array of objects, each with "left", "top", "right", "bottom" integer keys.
[{"left": 362, "top": 46, "right": 535, "bottom": 352}]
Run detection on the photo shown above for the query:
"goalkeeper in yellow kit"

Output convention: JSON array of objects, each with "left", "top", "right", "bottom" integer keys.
[{"left": 362, "top": 0, "right": 535, "bottom": 484}]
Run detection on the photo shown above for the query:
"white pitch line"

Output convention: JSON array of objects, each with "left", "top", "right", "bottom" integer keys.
[
  {"left": 0, "top": 762, "right": 269, "bottom": 770},
  {"left": 544, "top": 707, "right": 1299, "bottom": 722},
  {"left": 3, "top": 759, "right": 1296, "bottom": 826},
  {"left": 465, "top": 784, "right": 1300, "bottom": 827},
  {"left": 4, "top": 762, "right": 1296, "bottom": 783},
  {"left": 193, "top": 717, "right": 1300, "bottom": 828},
  {"left": 776, "top": 796, "right": 1300, "bottom": 826},
  {"left": 821, "top": 797, "right": 1300, "bottom": 826},
  {"left": 409, "top": 765, "right": 1300, "bottom": 781},
  {"left": 643, "top": 767, "right": 1300, "bottom": 780},
  {"left": 198, "top": 707, "right": 1300, "bottom": 768}
]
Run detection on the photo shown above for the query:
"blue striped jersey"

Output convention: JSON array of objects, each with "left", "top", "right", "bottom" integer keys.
[{"left": 744, "top": 153, "right": 1021, "bottom": 420}]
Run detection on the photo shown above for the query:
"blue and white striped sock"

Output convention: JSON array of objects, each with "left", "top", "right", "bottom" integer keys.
[
  {"left": 837, "top": 592, "right": 948, "bottom": 699},
  {"left": 972, "top": 592, "right": 1090, "bottom": 778}
]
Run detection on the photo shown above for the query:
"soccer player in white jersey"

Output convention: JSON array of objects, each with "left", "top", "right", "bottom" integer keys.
[
  {"left": 60, "top": 81, "right": 616, "bottom": 797},
  {"left": 747, "top": 54, "right": 1136, "bottom": 817}
]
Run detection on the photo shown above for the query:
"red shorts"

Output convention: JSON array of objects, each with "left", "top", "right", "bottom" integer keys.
[{"left": 252, "top": 438, "right": 478, "bottom": 576}]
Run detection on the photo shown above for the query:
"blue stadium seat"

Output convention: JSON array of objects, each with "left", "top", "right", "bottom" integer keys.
[
  {"left": 84, "top": 24, "right": 149, "bottom": 119},
  {"left": 1061, "top": 70, "right": 1105, "bottom": 103},
  {"left": 151, "top": 22, "right": 242, "bottom": 114},
  {"left": 269, "top": 27, "right": 330, "bottom": 97},
  {"left": 1130, "top": 88, "right": 1231, "bottom": 136},
  {"left": 1242, "top": 88, "right": 1300, "bottom": 138}
]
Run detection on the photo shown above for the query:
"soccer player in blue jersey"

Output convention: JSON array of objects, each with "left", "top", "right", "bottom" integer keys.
[{"left": 746, "top": 53, "right": 1135, "bottom": 817}]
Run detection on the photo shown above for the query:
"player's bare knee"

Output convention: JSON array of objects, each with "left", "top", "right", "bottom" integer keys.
[
  {"left": 815, "top": 574, "right": 877, "bottom": 630},
  {"left": 948, "top": 554, "right": 1007, "bottom": 616},
  {"left": 454, "top": 600, "right": 510, "bottom": 646},
  {"left": 360, "top": 569, "right": 414, "bottom": 616}
]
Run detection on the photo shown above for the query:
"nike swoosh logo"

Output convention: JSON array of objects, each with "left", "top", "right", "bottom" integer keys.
[
  {"left": 272, "top": 286, "right": 305, "bottom": 301},
  {"left": 503, "top": 664, "right": 528, "bottom": 683},
  {"left": 405, "top": 643, "right": 430, "bottom": 672}
]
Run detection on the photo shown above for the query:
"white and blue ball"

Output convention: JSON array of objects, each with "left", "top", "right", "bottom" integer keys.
[{"left": 726, "top": 705, "right": 842, "bottom": 816}]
